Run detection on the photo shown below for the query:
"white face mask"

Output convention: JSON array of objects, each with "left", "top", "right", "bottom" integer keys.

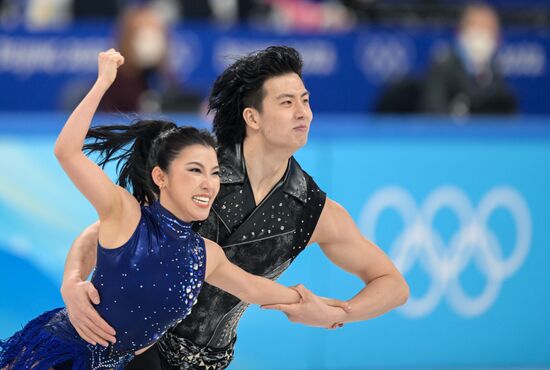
[
  {"left": 132, "top": 28, "right": 167, "bottom": 68},
  {"left": 459, "top": 29, "right": 497, "bottom": 69}
]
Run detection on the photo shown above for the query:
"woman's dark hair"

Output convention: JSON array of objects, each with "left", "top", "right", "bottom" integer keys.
[
  {"left": 84, "top": 120, "right": 216, "bottom": 205},
  {"left": 208, "top": 46, "right": 303, "bottom": 148}
]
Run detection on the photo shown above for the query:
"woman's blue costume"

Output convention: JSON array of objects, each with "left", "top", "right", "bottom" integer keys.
[{"left": 0, "top": 201, "right": 206, "bottom": 369}]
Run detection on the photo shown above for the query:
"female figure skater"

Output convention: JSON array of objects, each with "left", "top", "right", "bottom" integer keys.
[{"left": 0, "top": 49, "right": 341, "bottom": 369}]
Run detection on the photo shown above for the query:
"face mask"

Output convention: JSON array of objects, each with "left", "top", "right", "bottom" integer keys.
[
  {"left": 132, "top": 28, "right": 167, "bottom": 68},
  {"left": 459, "top": 29, "right": 497, "bottom": 69}
]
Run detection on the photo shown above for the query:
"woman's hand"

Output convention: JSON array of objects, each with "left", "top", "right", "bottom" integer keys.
[{"left": 97, "top": 49, "right": 124, "bottom": 88}]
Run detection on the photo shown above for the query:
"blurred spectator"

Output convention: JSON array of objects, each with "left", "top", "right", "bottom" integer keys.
[
  {"left": 98, "top": 4, "right": 202, "bottom": 113},
  {"left": 266, "top": 0, "right": 357, "bottom": 32},
  {"left": 419, "top": 3, "right": 517, "bottom": 116},
  {"left": 26, "top": 0, "right": 71, "bottom": 29},
  {"left": 0, "top": 0, "right": 71, "bottom": 29},
  {"left": 179, "top": 0, "right": 260, "bottom": 24}
]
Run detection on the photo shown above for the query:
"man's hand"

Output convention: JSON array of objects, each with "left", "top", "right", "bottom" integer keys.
[
  {"left": 61, "top": 277, "right": 116, "bottom": 346},
  {"left": 261, "top": 284, "right": 351, "bottom": 329}
]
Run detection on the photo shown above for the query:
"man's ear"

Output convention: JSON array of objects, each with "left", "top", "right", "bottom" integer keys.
[{"left": 243, "top": 107, "right": 260, "bottom": 131}]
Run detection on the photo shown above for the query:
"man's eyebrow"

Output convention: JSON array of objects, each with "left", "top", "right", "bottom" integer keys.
[{"left": 276, "top": 91, "right": 310, "bottom": 99}]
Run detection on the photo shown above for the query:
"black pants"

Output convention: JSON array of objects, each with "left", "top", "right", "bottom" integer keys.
[{"left": 124, "top": 343, "right": 171, "bottom": 370}]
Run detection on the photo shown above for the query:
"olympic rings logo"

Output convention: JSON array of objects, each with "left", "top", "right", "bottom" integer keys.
[{"left": 359, "top": 186, "right": 531, "bottom": 318}]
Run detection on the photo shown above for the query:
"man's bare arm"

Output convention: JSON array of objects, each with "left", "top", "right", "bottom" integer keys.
[
  {"left": 313, "top": 198, "right": 409, "bottom": 323},
  {"left": 62, "top": 222, "right": 99, "bottom": 284},
  {"left": 263, "top": 198, "right": 408, "bottom": 326},
  {"left": 60, "top": 221, "right": 116, "bottom": 346}
]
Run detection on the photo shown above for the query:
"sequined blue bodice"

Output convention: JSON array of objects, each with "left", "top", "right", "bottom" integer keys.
[{"left": 90, "top": 201, "right": 206, "bottom": 353}]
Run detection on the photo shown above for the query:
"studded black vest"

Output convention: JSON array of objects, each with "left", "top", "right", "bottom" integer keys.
[{"left": 156, "top": 143, "right": 326, "bottom": 369}]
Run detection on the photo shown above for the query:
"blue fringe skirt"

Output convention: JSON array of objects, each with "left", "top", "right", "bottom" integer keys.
[{"left": 0, "top": 308, "right": 134, "bottom": 370}]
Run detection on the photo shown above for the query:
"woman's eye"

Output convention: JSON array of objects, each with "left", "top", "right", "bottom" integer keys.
[
  {"left": 212, "top": 171, "right": 221, "bottom": 177},
  {"left": 189, "top": 168, "right": 201, "bottom": 173}
]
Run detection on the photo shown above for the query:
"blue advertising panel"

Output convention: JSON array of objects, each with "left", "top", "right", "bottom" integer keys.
[
  {"left": 0, "top": 114, "right": 549, "bottom": 369},
  {"left": 0, "top": 23, "right": 549, "bottom": 113}
]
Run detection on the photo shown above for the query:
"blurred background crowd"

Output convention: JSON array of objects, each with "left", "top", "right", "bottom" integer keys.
[{"left": 0, "top": 0, "right": 548, "bottom": 117}]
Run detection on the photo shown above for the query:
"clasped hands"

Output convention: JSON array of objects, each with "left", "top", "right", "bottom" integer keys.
[{"left": 262, "top": 284, "right": 351, "bottom": 330}]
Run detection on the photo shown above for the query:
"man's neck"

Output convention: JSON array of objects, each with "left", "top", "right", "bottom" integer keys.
[{"left": 242, "top": 138, "right": 293, "bottom": 205}]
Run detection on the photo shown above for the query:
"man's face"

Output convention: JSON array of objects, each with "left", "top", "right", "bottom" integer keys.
[{"left": 253, "top": 73, "right": 313, "bottom": 151}]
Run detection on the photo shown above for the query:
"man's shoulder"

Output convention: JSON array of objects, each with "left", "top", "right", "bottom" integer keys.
[
  {"left": 287, "top": 157, "right": 326, "bottom": 205},
  {"left": 289, "top": 157, "right": 324, "bottom": 192}
]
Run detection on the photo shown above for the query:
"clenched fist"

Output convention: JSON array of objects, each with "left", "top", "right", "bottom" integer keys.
[{"left": 97, "top": 48, "right": 124, "bottom": 87}]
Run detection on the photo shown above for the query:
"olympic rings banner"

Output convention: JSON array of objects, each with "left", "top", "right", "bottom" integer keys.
[
  {"left": 360, "top": 185, "right": 531, "bottom": 318},
  {"left": 0, "top": 114, "right": 549, "bottom": 369}
]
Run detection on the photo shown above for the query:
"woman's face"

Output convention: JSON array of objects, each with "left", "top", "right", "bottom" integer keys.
[{"left": 154, "top": 144, "right": 220, "bottom": 222}]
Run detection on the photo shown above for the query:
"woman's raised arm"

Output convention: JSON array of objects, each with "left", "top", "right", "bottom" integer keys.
[{"left": 53, "top": 49, "right": 127, "bottom": 220}]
